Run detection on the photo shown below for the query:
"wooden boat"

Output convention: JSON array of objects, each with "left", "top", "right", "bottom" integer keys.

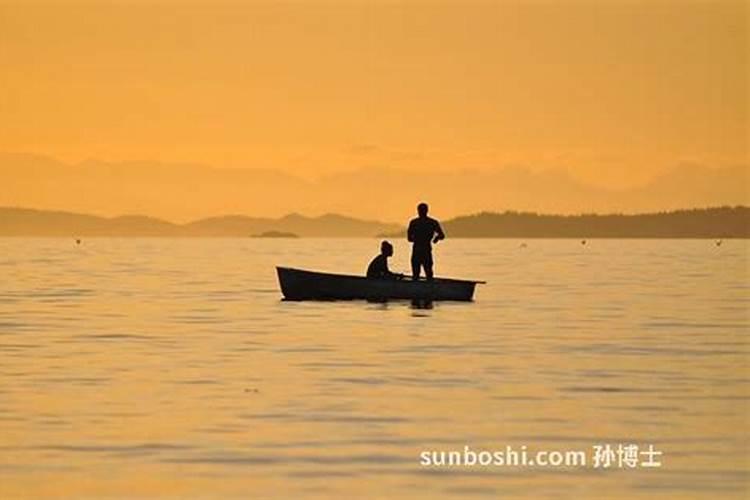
[{"left": 276, "top": 267, "right": 483, "bottom": 301}]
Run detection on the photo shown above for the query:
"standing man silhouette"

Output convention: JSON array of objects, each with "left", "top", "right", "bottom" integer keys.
[{"left": 407, "top": 202, "right": 445, "bottom": 281}]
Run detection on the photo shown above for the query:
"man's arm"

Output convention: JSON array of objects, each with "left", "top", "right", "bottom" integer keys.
[
  {"left": 407, "top": 220, "right": 415, "bottom": 242},
  {"left": 383, "top": 258, "right": 403, "bottom": 279},
  {"left": 367, "top": 255, "right": 392, "bottom": 279},
  {"left": 433, "top": 220, "right": 445, "bottom": 243},
  {"left": 383, "top": 258, "right": 394, "bottom": 278}
]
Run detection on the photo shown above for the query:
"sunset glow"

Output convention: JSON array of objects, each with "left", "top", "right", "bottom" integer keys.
[{"left": 1, "top": 0, "right": 747, "bottom": 218}]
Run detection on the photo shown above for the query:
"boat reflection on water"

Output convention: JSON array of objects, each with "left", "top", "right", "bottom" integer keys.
[
  {"left": 364, "top": 297, "right": 434, "bottom": 310},
  {"left": 410, "top": 298, "right": 434, "bottom": 310}
]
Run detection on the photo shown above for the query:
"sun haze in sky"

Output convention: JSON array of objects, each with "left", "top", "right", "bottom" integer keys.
[{"left": 0, "top": 0, "right": 747, "bottom": 219}]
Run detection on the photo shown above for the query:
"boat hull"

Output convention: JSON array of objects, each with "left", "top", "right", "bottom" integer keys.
[{"left": 276, "top": 267, "right": 478, "bottom": 301}]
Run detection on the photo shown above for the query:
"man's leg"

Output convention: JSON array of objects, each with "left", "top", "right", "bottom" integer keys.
[
  {"left": 424, "top": 250, "right": 434, "bottom": 280},
  {"left": 411, "top": 252, "right": 421, "bottom": 280}
]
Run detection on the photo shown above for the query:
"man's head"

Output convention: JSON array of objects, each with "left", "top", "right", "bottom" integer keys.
[
  {"left": 380, "top": 240, "right": 394, "bottom": 257},
  {"left": 417, "top": 202, "right": 429, "bottom": 217}
]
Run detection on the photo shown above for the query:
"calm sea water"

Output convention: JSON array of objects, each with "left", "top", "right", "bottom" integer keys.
[{"left": 0, "top": 238, "right": 748, "bottom": 499}]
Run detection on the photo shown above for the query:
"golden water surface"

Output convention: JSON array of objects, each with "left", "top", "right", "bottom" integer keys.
[{"left": 1, "top": 238, "right": 747, "bottom": 498}]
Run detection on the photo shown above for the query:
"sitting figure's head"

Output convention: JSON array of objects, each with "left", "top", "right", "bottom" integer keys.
[
  {"left": 381, "top": 240, "right": 394, "bottom": 257},
  {"left": 417, "top": 202, "right": 429, "bottom": 217}
]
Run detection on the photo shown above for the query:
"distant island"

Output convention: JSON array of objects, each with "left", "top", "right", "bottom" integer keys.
[
  {"left": 393, "top": 206, "right": 749, "bottom": 238},
  {"left": 439, "top": 206, "right": 749, "bottom": 238},
  {"left": 252, "top": 231, "right": 299, "bottom": 238},
  {"left": 0, "top": 206, "right": 747, "bottom": 238}
]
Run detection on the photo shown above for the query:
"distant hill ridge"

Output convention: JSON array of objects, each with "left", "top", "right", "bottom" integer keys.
[
  {"left": 435, "top": 206, "right": 749, "bottom": 238},
  {"left": 2, "top": 152, "right": 748, "bottom": 222},
  {"left": 0, "top": 206, "right": 748, "bottom": 238},
  {"left": 0, "top": 207, "right": 401, "bottom": 237}
]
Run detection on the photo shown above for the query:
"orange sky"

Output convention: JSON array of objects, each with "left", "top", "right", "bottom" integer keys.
[{"left": 0, "top": 0, "right": 747, "bottom": 214}]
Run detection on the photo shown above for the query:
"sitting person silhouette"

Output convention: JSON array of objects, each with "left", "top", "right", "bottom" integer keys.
[{"left": 366, "top": 241, "right": 403, "bottom": 279}]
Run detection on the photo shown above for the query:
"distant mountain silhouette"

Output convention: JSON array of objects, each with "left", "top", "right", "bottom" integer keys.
[
  {"left": 0, "top": 207, "right": 400, "bottom": 237},
  {"left": 1, "top": 206, "right": 747, "bottom": 238},
  {"left": 1, "top": 152, "right": 747, "bottom": 221}
]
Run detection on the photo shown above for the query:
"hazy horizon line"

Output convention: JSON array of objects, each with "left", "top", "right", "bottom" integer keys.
[
  {"left": 2, "top": 149, "right": 747, "bottom": 191},
  {"left": 4, "top": 204, "right": 747, "bottom": 227},
  {"left": 3, "top": 151, "right": 747, "bottom": 222}
]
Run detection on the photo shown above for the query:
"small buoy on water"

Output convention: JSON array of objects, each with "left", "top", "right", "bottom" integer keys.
[
  {"left": 75, "top": 239, "right": 81, "bottom": 245},
  {"left": 581, "top": 239, "right": 587, "bottom": 245},
  {"left": 716, "top": 240, "right": 723, "bottom": 247}
]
